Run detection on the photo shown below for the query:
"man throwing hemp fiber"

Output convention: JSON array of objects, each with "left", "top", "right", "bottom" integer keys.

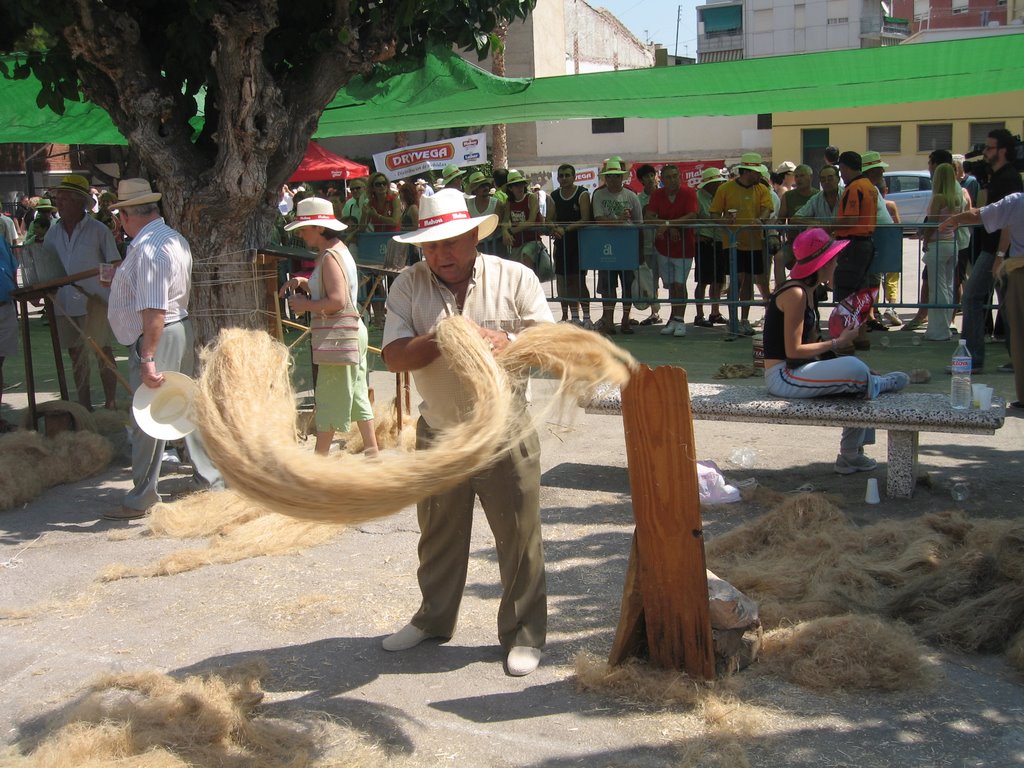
[{"left": 380, "top": 189, "right": 554, "bottom": 676}]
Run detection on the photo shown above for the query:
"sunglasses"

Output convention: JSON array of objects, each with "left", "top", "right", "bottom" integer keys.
[{"left": 373, "top": 181, "right": 388, "bottom": 187}]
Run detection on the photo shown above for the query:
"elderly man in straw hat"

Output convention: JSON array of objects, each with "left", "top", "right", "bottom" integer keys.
[
  {"left": 105, "top": 179, "right": 223, "bottom": 520},
  {"left": 43, "top": 174, "right": 122, "bottom": 410},
  {"left": 380, "top": 188, "right": 554, "bottom": 676}
]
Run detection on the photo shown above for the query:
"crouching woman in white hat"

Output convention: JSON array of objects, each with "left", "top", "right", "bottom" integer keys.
[{"left": 279, "top": 198, "right": 378, "bottom": 458}]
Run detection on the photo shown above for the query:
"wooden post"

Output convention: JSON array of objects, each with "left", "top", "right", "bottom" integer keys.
[{"left": 608, "top": 365, "right": 715, "bottom": 680}]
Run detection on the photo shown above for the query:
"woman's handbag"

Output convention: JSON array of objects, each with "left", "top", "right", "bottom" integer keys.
[{"left": 311, "top": 312, "right": 360, "bottom": 365}]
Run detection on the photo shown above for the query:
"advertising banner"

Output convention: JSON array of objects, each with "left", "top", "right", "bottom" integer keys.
[
  {"left": 547, "top": 166, "right": 601, "bottom": 193},
  {"left": 373, "top": 132, "right": 488, "bottom": 181}
]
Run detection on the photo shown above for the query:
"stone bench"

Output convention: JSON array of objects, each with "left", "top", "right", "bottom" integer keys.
[{"left": 583, "top": 381, "right": 1006, "bottom": 498}]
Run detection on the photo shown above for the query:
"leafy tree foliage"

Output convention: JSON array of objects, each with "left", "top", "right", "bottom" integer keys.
[{"left": 0, "top": 0, "right": 535, "bottom": 340}]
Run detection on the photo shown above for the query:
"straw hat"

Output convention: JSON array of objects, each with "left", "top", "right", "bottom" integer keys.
[
  {"left": 505, "top": 169, "right": 529, "bottom": 186},
  {"left": 599, "top": 159, "right": 629, "bottom": 176},
  {"left": 111, "top": 178, "right": 162, "bottom": 208},
  {"left": 392, "top": 188, "right": 498, "bottom": 245},
  {"left": 33, "top": 199, "right": 55, "bottom": 211},
  {"left": 441, "top": 164, "right": 466, "bottom": 185},
  {"left": 697, "top": 168, "right": 726, "bottom": 188},
  {"left": 466, "top": 171, "right": 492, "bottom": 190},
  {"left": 736, "top": 152, "right": 764, "bottom": 173},
  {"left": 861, "top": 151, "right": 889, "bottom": 172},
  {"left": 790, "top": 228, "right": 849, "bottom": 280},
  {"left": 55, "top": 174, "right": 91, "bottom": 198},
  {"left": 284, "top": 197, "right": 347, "bottom": 232},
  {"left": 132, "top": 371, "right": 197, "bottom": 440}
]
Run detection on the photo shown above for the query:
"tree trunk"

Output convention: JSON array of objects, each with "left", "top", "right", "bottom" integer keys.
[{"left": 491, "top": 23, "right": 509, "bottom": 169}]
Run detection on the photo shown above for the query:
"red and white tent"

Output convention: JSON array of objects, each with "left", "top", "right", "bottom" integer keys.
[{"left": 288, "top": 142, "right": 368, "bottom": 182}]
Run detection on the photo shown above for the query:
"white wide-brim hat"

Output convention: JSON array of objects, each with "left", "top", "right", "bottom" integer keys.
[
  {"left": 132, "top": 371, "right": 197, "bottom": 440},
  {"left": 393, "top": 188, "right": 498, "bottom": 245},
  {"left": 284, "top": 197, "right": 347, "bottom": 232}
]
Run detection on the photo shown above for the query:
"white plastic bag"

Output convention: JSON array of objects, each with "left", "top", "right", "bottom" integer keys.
[
  {"left": 697, "top": 460, "right": 741, "bottom": 505},
  {"left": 631, "top": 263, "right": 655, "bottom": 311}
]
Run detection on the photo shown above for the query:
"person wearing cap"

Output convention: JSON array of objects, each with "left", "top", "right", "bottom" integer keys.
[
  {"left": 548, "top": 163, "right": 593, "bottom": 328},
  {"left": 22, "top": 200, "right": 54, "bottom": 246},
  {"left": 833, "top": 151, "right": 878, "bottom": 347},
  {"left": 764, "top": 228, "right": 909, "bottom": 475},
  {"left": 380, "top": 188, "right": 553, "bottom": 676},
  {"left": 645, "top": 164, "right": 698, "bottom": 337},
  {"left": 341, "top": 177, "right": 368, "bottom": 229},
  {"left": 414, "top": 178, "right": 433, "bottom": 198},
  {"left": 531, "top": 181, "right": 548, "bottom": 219},
  {"left": 279, "top": 198, "right": 379, "bottom": 458},
  {"left": 591, "top": 158, "right": 644, "bottom": 335},
  {"left": 860, "top": 151, "right": 903, "bottom": 331},
  {"left": 440, "top": 164, "right": 466, "bottom": 192},
  {"left": 709, "top": 152, "right": 774, "bottom": 336},
  {"left": 43, "top": 174, "right": 122, "bottom": 411},
  {"left": 501, "top": 170, "right": 544, "bottom": 274},
  {"left": 693, "top": 168, "right": 728, "bottom": 327},
  {"left": 465, "top": 171, "right": 498, "bottom": 219},
  {"left": 105, "top": 178, "right": 223, "bottom": 520}
]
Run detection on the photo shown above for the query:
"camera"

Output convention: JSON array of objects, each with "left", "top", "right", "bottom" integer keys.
[{"left": 963, "top": 133, "right": 1024, "bottom": 187}]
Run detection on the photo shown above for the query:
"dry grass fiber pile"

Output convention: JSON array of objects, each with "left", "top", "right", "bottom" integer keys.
[
  {"left": 100, "top": 489, "right": 343, "bottom": 580},
  {"left": 0, "top": 430, "right": 113, "bottom": 511},
  {"left": 574, "top": 652, "right": 773, "bottom": 767},
  {"left": 760, "top": 614, "right": 935, "bottom": 691},
  {"left": 706, "top": 493, "right": 1024, "bottom": 674},
  {"left": 342, "top": 397, "right": 416, "bottom": 454},
  {"left": 194, "top": 320, "right": 632, "bottom": 526},
  {"left": 3, "top": 661, "right": 388, "bottom": 767}
]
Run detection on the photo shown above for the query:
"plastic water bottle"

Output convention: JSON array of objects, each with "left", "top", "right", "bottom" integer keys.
[{"left": 949, "top": 339, "right": 972, "bottom": 410}]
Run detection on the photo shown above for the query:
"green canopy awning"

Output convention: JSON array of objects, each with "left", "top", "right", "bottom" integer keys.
[
  {"left": 1, "top": 34, "right": 1022, "bottom": 145},
  {"left": 315, "top": 36, "right": 1024, "bottom": 137}
]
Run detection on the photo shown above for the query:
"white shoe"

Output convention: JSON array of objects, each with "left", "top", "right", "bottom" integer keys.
[
  {"left": 673, "top": 322, "right": 687, "bottom": 337},
  {"left": 382, "top": 623, "right": 436, "bottom": 651},
  {"left": 660, "top": 320, "right": 678, "bottom": 336},
  {"left": 506, "top": 646, "right": 542, "bottom": 676}
]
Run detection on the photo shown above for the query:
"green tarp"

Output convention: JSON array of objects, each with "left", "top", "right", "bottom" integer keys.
[
  {"left": 1, "top": 34, "right": 1022, "bottom": 145},
  {"left": 315, "top": 36, "right": 1024, "bottom": 137}
]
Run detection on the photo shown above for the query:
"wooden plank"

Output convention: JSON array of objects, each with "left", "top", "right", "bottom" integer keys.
[
  {"left": 620, "top": 365, "right": 715, "bottom": 679},
  {"left": 608, "top": 534, "right": 647, "bottom": 666}
]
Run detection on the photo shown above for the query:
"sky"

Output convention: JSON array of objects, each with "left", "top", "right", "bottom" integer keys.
[{"left": 593, "top": 0, "right": 701, "bottom": 58}]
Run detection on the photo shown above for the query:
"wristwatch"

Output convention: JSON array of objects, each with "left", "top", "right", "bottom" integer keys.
[{"left": 139, "top": 356, "right": 155, "bottom": 363}]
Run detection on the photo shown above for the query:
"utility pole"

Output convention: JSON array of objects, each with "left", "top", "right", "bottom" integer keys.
[{"left": 675, "top": 5, "right": 682, "bottom": 58}]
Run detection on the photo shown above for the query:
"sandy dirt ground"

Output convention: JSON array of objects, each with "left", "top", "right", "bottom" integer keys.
[{"left": 1, "top": 370, "right": 1022, "bottom": 767}]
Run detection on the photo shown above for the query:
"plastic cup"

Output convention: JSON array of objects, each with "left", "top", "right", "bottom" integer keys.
[
  {"left": 977, "top": 386, "right": 993, "bottom": 410},
  {"left": 865, "top": 477, "right": 880, "bottom": 504},
  {"left": 972, "top": 383, "right": 985, "bottom": 408},
  {"left": 98, "top": 262, "right": 116, "bottom": 287}
]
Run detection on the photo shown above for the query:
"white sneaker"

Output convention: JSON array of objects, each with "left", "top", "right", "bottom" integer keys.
[
  {"left": 660, "top": 320, "right": 678, "bottom": 336},
  {"left": 382, "top": 623, "right": 437, "bottom": 651},
  {"left": 673, "top": 321, "right": 687, "bottom": 337},
  {"left": 506, "top": 646, "right": 542, "bottom": 676}
]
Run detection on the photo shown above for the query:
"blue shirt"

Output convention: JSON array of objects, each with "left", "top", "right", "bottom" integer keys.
[{"left": 0, "top": 239, "right": 16, "bottom": 303}]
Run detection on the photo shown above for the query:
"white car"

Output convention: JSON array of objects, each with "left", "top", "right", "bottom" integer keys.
[{"left": 882, "top": 170, "right": 932, "bottom": 225}]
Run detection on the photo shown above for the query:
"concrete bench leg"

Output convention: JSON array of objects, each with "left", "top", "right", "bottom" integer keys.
[{"left": 886, "top": 430, "right": 919, "bottom": 498}]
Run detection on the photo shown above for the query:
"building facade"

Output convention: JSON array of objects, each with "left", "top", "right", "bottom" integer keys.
[{"left": 696, "top": 0, "right": 911, "bottom": 62}]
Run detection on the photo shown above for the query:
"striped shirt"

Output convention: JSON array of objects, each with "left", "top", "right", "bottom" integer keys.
[
  {"left": 382, "top": 253, "right": 553, "bottom": 429},
  {"left": 43, "top": 214, "right": 121, "bottom": 317},
  {"left": 107, "top": 217, "right": 191, "bottom": 346}
]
